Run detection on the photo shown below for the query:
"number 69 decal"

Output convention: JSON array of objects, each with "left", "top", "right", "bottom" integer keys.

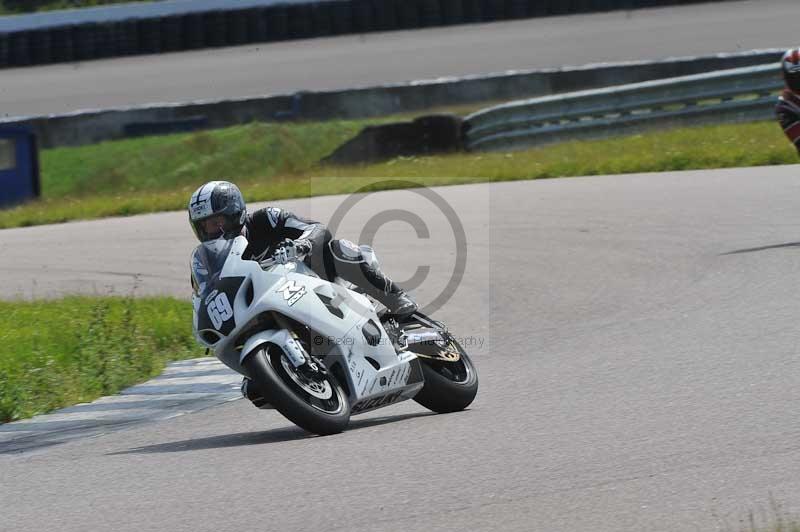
[{"left": 207, "top": 292, "right": 234, "bottom": 330}]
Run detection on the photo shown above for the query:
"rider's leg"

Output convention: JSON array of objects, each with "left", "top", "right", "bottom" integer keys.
[{"left": 326, "top": 239, "right": 418, "bottom": 319}]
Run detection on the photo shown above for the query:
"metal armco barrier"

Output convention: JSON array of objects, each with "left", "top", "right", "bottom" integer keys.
[
  {"left": 464, "top": 64, "right": 783, "bottom": 151},
  {"left": 0, "top": 0, "right": 742, "bottom": 69}
]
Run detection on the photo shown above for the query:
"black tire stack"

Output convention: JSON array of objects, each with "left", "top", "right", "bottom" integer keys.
[{"left": 0, "top": 0, "right": 737, "bottom": 69}]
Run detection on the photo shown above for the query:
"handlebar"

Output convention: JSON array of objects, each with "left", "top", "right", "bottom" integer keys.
[{"left": 259, "top": 242, "right": 307, "bottom": 270}]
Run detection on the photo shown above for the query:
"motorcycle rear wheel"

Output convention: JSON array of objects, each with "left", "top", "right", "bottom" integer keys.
[
  {"left": 412, "top": 339, "right": 478, "bottom": 414},
  {"left": 243, "top": 345, "right": 351, "bottom": 435}
]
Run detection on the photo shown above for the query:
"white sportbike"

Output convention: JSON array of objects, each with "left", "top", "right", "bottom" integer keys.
[{"left": 192, "top": 236, "right": 478, "bottom": 435}]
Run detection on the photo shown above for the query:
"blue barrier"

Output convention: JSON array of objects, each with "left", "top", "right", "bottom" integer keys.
[{"left": 0, "top": 128, "right": 39, "bottom": 208}]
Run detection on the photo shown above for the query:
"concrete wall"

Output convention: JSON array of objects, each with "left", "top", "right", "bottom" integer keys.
[{"left": 0, "top": 49, "right": 782, "bottom": 149}]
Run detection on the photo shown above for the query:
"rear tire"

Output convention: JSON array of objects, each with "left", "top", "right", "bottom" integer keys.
[
  {"left": 243, "top": 345, "right": 350, "bottom": 435},
  {"left": 412, "top": 339, "right": 478, "bottom": 414}
]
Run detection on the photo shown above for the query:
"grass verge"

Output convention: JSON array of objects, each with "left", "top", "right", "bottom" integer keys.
[
  {"left": 0, "top": 119, "right": 796, "bottom": 229},
  {"left": 0, "top": 296, "right": 201, "bottom": 423},
  {"left": 730, "top": 498, "right": 800, "bottom": 532},
  {"left": 0, "top": 1, "right": 149, "bottom": 15}
]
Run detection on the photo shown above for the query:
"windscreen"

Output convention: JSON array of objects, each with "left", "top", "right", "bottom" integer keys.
[{"left": 190, "top": 237, "right": 234, "bottom": 298}]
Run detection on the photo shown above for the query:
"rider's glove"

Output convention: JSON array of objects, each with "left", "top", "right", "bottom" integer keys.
[
  {"left": 293, "top": 239, "right": 312, "bottom": 256},
  {"left": 272, "top": 246, "right": 291, "bottom": 264}
]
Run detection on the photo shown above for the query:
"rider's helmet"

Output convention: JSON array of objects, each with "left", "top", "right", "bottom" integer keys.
[
  {"left": 782, "top": 48, "right": 800, "bottom": 93},
  {"left": 188, "top": 181, "right": 247, "bottom": 242}
]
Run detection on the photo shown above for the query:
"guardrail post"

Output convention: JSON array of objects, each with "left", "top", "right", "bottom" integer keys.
[
  {"left": 9, "top": 31, "right": 32, "bottom": 66},
  {"left": 137, "top": 18, "right": 162, "bottom": 54},
  {"left": 330, "top": 1, "right": 354, "bottom": 34},
  {"left": 396, "top": 0, "right": 421, "bottom": 28},
  {"left": 352, "top": 0, "right": 374, "bottom": 33},
  {"left": 0, "top": 34, "right": 9, "bottom": 68},
  {"left": 265, "top": 6, "right": 290, "bottom": 41},
  {"left": 311, "top": 3, "right": 334, "bottom": 36},
  {"left": 569, "top": 0, "right": 591, "bottom": 13},
  {"left": 370, "top": 0, "right": 396, "bottom": 31},
  {"left": 547, "top": 0, "right": 570, "bottom": 15},
  {"left": 461, "top": 0, "right": 483, "bottom": 21},
  {"left": 95, "top": 22, "right": 118, "bottom": 58},
  {"left": 420, "top": 0, "right": 444, "bottom": 26},
  {"left": 288, "top": 4, "right": 314, "bottom": 39},
  {"left": 50, "top": 26, "right": 74, "bottom": 62},
  {"left": 161, "top": 16, "right": 184, "bottom": 52},
  {"left": 73, "top": 23, "right": 96, "bottom": 60},
  {"left": 440, "top": 0, "right": 465, "bottom": 24},
  {"left": 202, "top": 10, "right": 228, "bottom": 47},
  {"left": 226, "top": 10, "right": 249, "bottom": 45},
  {"left": 30, "top": 29, "right": 53, "bottom": 64},
  {"left": 114, "top": 20, "right": 138, "bottom": 56},
  {"left": 244, "top": 8, "right": 268, "bottom": 42},
  {"left": 181, "top": 13, "right": 204, "bottom": 49},
  {"left": 481, "top": 0, "right": 507, "bottom": 20},
  {"left": 507, "top": 0, "right": 529, "bottom": 18},
  {"left": 528, "top": 0, "right": 548, "bottom": 15}
]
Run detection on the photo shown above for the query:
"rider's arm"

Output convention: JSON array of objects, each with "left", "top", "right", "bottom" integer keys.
[{"left": 251, "top": 207, "right": 331, "bottom": 256}]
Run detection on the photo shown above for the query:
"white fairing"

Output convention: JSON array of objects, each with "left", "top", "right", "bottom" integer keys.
[
  {"left": 240, "top": 329, "right": 306, "bottom": 367},
  {"left": 191, "top": 236, "right": 424, "bottom": 414}
]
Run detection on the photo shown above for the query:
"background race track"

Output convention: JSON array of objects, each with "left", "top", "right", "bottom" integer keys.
[
  {"left": 4, "top": 2, "right": 800, "bottom": 530},
  {"left": 1, "top": 0, "right": 799, "bottom": 117},
  {"left": 4, "top": 166, "right": 800, "bottom": 531}
]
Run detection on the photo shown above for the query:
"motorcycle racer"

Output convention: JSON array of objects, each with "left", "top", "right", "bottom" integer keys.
[
  {"left": 188, "top": 180, "right": 418, "bottom": 319},
  {"left": 777, "top": 47, "right": 800, "bottom": 155}
]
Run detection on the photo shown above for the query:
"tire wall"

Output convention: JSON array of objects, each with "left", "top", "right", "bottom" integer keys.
[{"left": 0, "top": 0, "right": 740, "bottom": 68}]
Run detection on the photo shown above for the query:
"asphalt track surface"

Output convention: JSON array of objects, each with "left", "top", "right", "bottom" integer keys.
[
  {"left": 4, "top": 166, "right": 800, "bottom": 531},
  {"left": 1, "top": 0, "right": 800, "bottom": 118}
]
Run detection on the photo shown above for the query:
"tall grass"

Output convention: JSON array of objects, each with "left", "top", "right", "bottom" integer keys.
[{"left": 0, "top": 296, "right": 200, "bottom": 423}]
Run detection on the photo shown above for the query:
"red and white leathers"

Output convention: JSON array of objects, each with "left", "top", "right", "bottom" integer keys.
[
  {"left": 777, "top": 48, "right": 800, "bottom": 155},
  {"left": 776, "top": 88, "right": 800, "bottom": 155}
]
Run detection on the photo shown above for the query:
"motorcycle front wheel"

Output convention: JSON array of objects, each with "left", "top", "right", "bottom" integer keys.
[
  {"left": 412, "top": 338, "right": 478, "bottom": 414},
  {"left": 243, "top": 345, "right": 350, "bottom": 435}
]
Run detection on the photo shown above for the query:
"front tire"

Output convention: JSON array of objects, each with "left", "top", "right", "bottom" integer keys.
[
  {"left": 243, "top": 345, "right": 350, "bottom": 435},
  {"left": 412, "top": 339, "right": 478, "bottom": 414}
]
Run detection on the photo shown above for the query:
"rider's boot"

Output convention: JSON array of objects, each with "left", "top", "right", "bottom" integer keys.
[{"left": 364, "top": 280, "right": 418, "bottom": 320}]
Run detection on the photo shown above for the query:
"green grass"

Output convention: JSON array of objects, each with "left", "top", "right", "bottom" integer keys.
[
  {"left": 753, "top": 521, "right": 800, "bottom": 532},
  {"left": 318, "top": 121, "right": 795, "bottom": 181},
  {"left": 38, "top": 120, "right": 371, "bottom": 199},
  {"left": 0, "top": 119, "right": 796, "bottom": 229},
  {"left": 0, "top": 296, "right": 201, "bottom": 423},
  {"left": 0, "top": 1, "right": 151, "bottom": 15},
  {"left": 731, "top": 498, "right": 800, "bottom": 532}
]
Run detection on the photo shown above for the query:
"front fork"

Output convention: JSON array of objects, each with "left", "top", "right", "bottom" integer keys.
[
  {"left": 271, "top": 312, "right": 329, "bottom": 376},
  {"left": 272, "top": 312, "right": 312, "bottom": 369}
]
